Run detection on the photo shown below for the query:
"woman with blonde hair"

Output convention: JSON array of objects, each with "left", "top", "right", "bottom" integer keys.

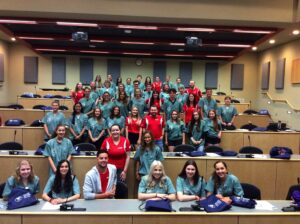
[{"left": 138, "top": 160, "right": 176, "bottom": 201}]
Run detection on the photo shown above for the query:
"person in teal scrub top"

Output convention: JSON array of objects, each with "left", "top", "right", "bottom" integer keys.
[
  {"left": 42, "top": 160, "right": 80, "bottom": 204},
  {"left": 79, "top": 87, "right": 95, "bottom": 116},
  {"left": 107, "top": 106, "right": 125, "bottom": 135},
  {"left": 95, "top": 91, "right": 114, "bottom": 119},
  {"left": 186, "top": 111, "right": 205, "bottom": 152},
  {"left": 138, "top": 160, "right": 176, "bottom": 201},
  {"left": 204, "top": 109, "right": 222, "bottom": 146},
  {"left": 218, "top": 96, "right": 238, "bottom": 130},
  {"left": 176, "top": 160, "right": 206, "bottom": 201}
]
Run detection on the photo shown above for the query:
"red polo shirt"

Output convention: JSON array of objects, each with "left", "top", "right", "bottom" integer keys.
[{"left": 141, "top": 114, "right": 165, "bottom": 140}]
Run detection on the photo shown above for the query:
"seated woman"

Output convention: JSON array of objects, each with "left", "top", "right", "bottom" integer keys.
[
  {"left": 2, "top": 160, "right": 40, "bottom": 200},
  {"left": 186, "top": 111, "right": 205, "bottom": 152},
  {"left": 176, "top": 160, "right": 206, "bottom": 201},
  {"left": 138, "top": 160, "right": 176, "bottom": 201},
  {"left": 204, "top": 109, "right": 222, "bottom": 147},
  {"left": 42, "top": 160, "right": 80, "bottom": 204},
  {"left": 205, "top": 160, "right": 243, "bottom": 202}
]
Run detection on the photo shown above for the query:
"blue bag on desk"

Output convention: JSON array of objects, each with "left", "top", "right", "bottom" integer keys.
[
  {"left": 7, "top": 187, "right": 39, "bottom": 210},
  {"left": 230, "top": 196, "right": 256, "bottom": 209},
  {"left": 5, "top": 119, "right": 25, "bottom": 126},
  {"left": 187, "top": 151, "right": 207, "bottom": 157},
  {"left": 269, "top": 146, "right": 292, "bottom": 159},
  {"left": 198, "top": 195, "right": 231, "bottom": 212},
  {"left": 140, "top": 199, "right": 174, "bottom": 212}
]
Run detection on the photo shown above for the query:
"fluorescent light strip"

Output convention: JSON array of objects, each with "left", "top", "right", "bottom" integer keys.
[
  {"left": 206, "top": 55, "right": 234, "bottom": 58},
  {"left": 176, "top": 27, "right": 215, "bottom": 32},
  {"left": 19, "top": 36, "right": 54, "bottom": 40},
  {"left": 121, "top": 41, "right": 154, "bottom": 45},
  {"left": 165, "top": 54, "right": 193, "bottom": 57},
  {"left": 233, "top": 29, "right": 273, "bottom": 34},
  {"left": 56, "top": 21, "right": 98, "bottom": 27},
  {"left": 35, "top": 48, "right": 66, "bottom": 52},
  {"left": 218, "top": 44, "right": 251, "bottom": 48},
  {"left": 169, "top": 43, "right": 185, "bottom": 46},
  {"left": 0, "top": 19, "right": 37, "bottom": 24},
  {"left": 118, "top": 25, "right": 158, "bottom": 30},
  {"left": 80, "top": 50, "right": 110, "bottom": 54},
  {"left": 90, "top": 40, "right": 105, "bottom": 43},
  {"left": 123, "top": 52, "right": 152, "bottom": 56}
]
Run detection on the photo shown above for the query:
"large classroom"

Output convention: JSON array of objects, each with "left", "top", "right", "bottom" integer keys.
[{"left": 0, "top": 1, "right": 300, "bottom": 224}]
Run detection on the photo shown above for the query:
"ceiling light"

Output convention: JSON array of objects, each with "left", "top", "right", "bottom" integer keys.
[
  {"left": 292, "top": 30, "right": 300, "bottom": 35},
  {"left": 206, "top": 55, "right": 234, "bottom": 58},
  {"left": 170, "top": 43, "right": 185, "bottom": 46},
  {"left": 90, "top": 39, "right": 105, "bottom": 43},
  {"left": 123, "top": 52, "right": 152, "bottom": 56},
  {"left": 56, "top": 21, "right": 98, "bottom": 27},
  {"left": 118, "top": 25, "right": 158, "bottom": 30},
  {"left": 121, "top": 41, "right": 154, "bottom": 45},
  {"left": 176, "top": 27, "right": 215, "bottom": 32},
  {"left": 233, "top": 29, "right": 273, "bottom": 34},
  {"left": 164, "top": 54, "right": 193, "bottom": 57},
  {"left": 252, "top": 46, "right": 257, "bottom": 51},
  {"left": 80, "top": 50, "right": 109, "bottom": 54},
  {"left": 18, "top": 36, "right": 54, "bottom": 40},
  {"left": 218, "top": 44, "right": 251, "bottom": 48},
  {"left": 269, "top": 39, "right": 275, "bottom": 44},
  {"left": 35, "top": 48, "right": 66, "bottom": 52},
  {"left": 89, "top": 44, "right": 96, "bottom": 48},
  {"left": 11, "top": 37, "right": 16, "bottom": 41},
  {"left": 124, "top": 30, "right": 132, "bottom": 34},
  {"left": 0, "top": 19, "right": 37, "bottom": 24}
]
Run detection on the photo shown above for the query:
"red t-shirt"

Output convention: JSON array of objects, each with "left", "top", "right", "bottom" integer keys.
[
  {"left": 101, "top": 136, "right": 131, "bottom": 170},
  {"left": 141, "top": 114, "right": 165, "bottom": 140},
  {"left": 186, "top": 87, "right": 202, "bottom": 104},
  {"left": 152, "top": 81, "right": 162, "bottom": 93},
  {"left": 125, "top": 117, "right": 142, "bottom": 133},
  {"left": 183, "top": 104, "right": 199, "bottom": 124},
  {"left": 72, "top": 90, "right": 85, "bottom": 104},
  {"left": 99, "top": 168, "right": 109, "bottom": 193}
]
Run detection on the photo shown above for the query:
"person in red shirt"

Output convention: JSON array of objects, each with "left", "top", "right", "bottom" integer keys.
[
  {"left": 72, "top": 82, "right": 85, "bottom": 104},
  {"left": 186, "top": 80, "right": 202, "bottom": 104},
  {"left": 125, "top": 106, "right": 142, "bottom": 150},
  {"left": 101, "top": 124, "right": 131, "bottom": 183},
  {"left": 142, "top": 105, "right": 165, "bottom": 151},
  {"left": 183, "top": 93, "right": 199, "bottom": 125},
  {"left": 145, "top": 90, "right": 164, "bottom": 113},
  {"left": 152, "top": 76, "right": 162, "bottom": 93}
]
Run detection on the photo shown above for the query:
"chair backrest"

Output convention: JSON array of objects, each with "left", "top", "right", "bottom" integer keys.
[
  {"left": 115, "top": 181, "right": 128, "bottom": 199},
  {"left": 0, "top": 142, "right": 23, "bottom": 150},
  {"left": 231, "top": 99, "right": 240, "bottom": 103},
  {"left": 7, "top": 104, "right": 24, "bottom": 109},
  {"left": 216, "top": 92, "right": 226, "bottom": 96},
  {"left": 0, "top": 182, "right": 6, "bottom": 198},
  {"left": 174, "top": 144, "right": 195, "bottom": 152},
  {"left": 59, "top": 105, "right": 69, "bottom": 111},
  {"left": 286, "top": 184, "right": 300, "bottom": 200},
  {"left": 241, "top": 183, "right": 261, "bottom": 200},
  {"left": 239, "top": 146, "right": 263, "bottom": 154},
  {"left": 74, "top": 143, "right": 96, "bottom": 152},
  {"left": 205, "top": 146, "right": 223, "bottom": 153},
  {"left": 32, "top": 104, "right": 46, "bottom": 110}
]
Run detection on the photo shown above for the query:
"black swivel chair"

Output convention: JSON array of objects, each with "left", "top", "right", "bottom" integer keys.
[
  {"left": 174, "top": 144, "right": 195, "bottom": 153},
  {"left": 204, "top": 146, "right": 223, "bottom": 153},
  {"left": 286, "top": 184, "right": 300, "bottom": 200},
  {"left": 74, "top": 143, "right": 96, "bottom": 155},
  {"left": 239, "top": 146, "right": 263, "bottom": 154},
  {"left": 241, "top": 183, "right": 261, "bottom": 200},
  {"left": 115, "top": 181, "right": 128, "bottom": 199},
  {"left": 0, "top": 182, "right": 6, "bottom": 198},
  {"left": 59, "top": 105, "right": 69, "bottom": 111},
  {"left": 0, "top": 142, "right": 23, "bottom": 150},
  {"left": 216, "top": 92, "right": 226, "bottom": 96}
]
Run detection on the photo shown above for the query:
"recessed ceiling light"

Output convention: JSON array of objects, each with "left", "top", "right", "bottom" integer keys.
[
  {"left": 292, "top": 30, "right": 300, "bottom": 35},
  {"left": 165, "top": 54, "right": 193, "bottom": 57},
  {"left": 18, "top": 36, "right": 54, "bottom": 40},
  {"left": 89, "top": 44, "right": 96, "bottom": 48},
  {"left": 170, "top": 43, "right": 185, "bottom": 46},
  {"left": 80, "top": 50, "right": 109, "bottom": 54},
  {"left": 0, "top": 19, "right": 37, "bottom": 24},
  {"left": 176, "top": 27, "right": 215, "bottom": 32},
  {"left": 123, "top": 52, "right": 152, "bottom": 56},
  {"left": 206, "top": 55, "right": 234, "bottom": 58},
  {"left": 269, "top": 39, "right": 275, "bottom": 44},
  {"left": 252, "top": 46, "right": 257, "bottom": 51},
  {"left": 118, "top": 25, "right": 157, "bottom": 30},
  {"left": 56, "top": 21, "right": 98, "bottom": 27},
  {"left": 124, "top": 30, "right": 132, "bottom": 34},
  {"left": 35, "top": 48, "right": 66, "bottom": 52},
  {"left": 218, "top": 44, "right": 251, "bottom": 48},
  {"left": 121, "top": 41, "right": 154, "bottom": 45},
  {"left": 233, "top": 29, "right": 273, "bottom": 34},
  {"left": 11, "top": 37, "right": 16, "bottom": 41}
]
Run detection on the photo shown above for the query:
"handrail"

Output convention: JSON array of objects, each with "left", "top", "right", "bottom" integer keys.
[{"left": 261, "top": 92, "right": 300, "bottom": 112}]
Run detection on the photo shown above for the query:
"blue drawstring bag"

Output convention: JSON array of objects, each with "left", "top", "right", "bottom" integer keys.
[
  {"left": 218, "top": 151, "right": 238, "bottom": 157},
  {"left": 230, "top": 196, "right": 256, "bottom": 209},
  {"left": 198, "top": 195, "right": 231, "bottom": 212},
  {"left": 139, "top": 199, "right": 174, "bottom": 212},
  {"left": 270, "top": 146, "right": 292, "bottom": 159},
  {"left": 5, "top": 119, "right": 25, "bottom": 126},
  {"left": 7, "top": 188, "right": 39, "bottom": 210},
  {"left": 187, "top": 151, "right": 207, "bottom": 157}
]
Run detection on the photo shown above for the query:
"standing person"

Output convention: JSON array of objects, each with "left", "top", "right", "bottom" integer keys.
[
  {"left": 134, "top": 131, "right": 164, "bottom": 181},
  {"left": 114, "top": 91, "right": 129, "bottom": 118},
  {"left": 42, "top": 160, "right": 80, "bottom": 204},
  {"left": 71, "top": 82, "right": 85, "bottom": 104},
  {"left": 136, "top": 74, "right": 145, "bottom": 91},
  {"left": 99, "top": 80, "right": 115, "bottom": 99},
  {"left": 187, "top": 111, "right": 205, "bottom": 151},
  {"left": 152, "top": 76, "right": 162, "bottom": 93},
  {"left": 116, "top": 82, "right": 126, "bottom": 99},
  {"left": 218, "top": 96, "right": 238, "bottom": 130},
  {"left": 144, "top": 76, "right": 152, "bottom": 87},
  {"left": 95, "top": 91, "right": 114, "bottom": 119},
  {"left": 205, "top": 161, "right": 243, "bottom": 202},
  {"left": 163, "top": 75, "right": 175, "bottom": 89},
  {"left": 145, "top": 90, "right": 164, "bottom": 113},
  {"left": 107, "top": 106, "right": 125, "bottom": 135},
  {"left": 107, "top": 74, "right": 116, "bottom": 90},
  {"left": 125, "top": 78, "right": 133, "bottom": 99},
  {"left": 176, "top": 160, "right": 206, "bottom": 201},
  {"left": 42, "top": 100, "right": 66, "bottom": 141},
  {"left": 187, "top": 80, "right": 202, "bottom": 104},
  {"left": 138, "top": 160, "right": 176, "bottom": 201},
  {"left": 79, "top": 87, "right": 95, "bottom": 116},
  {"left": 198, "top": 88, "right": 218, "bottom": 118},
  {"left": 94, "top": 75, "right": 102, "bottom": 89},
  {"left": 165, "top": 110, "right": 185, "bottom": 152},
  {"left": 129, "top": 88, "right": 146, "bottom": 118},
  {"left": 68, "top": 102, "right": 88, "bottom": 145},
  {"left": 2, "top": 160, "right": 40, "bottom": 200},
  {"left": 44, "top": 125, "right": 73, "bottom": 176},
  {"left": 204, "top": 109, "right": 222, "bottom": 147},
  {"left": 162, "top": 88, "right": 183, "bottom": 121},
  {"left": 174, "top": 77, "right": 184, "bottom": 92},
  {"left": 101, "top": 124, "right": 131, "bottom": 183},
  {"left": 160, "top": 83, "right": 170, "bottom": 101},
  {"left": 176, "top": 85, "right": 188, "bottom": 105},
  {"left": 83, "top": 150, "right": 117, "bottom": 200},
  {"left": 142, "top": 105, "right": 165, "bottom": 151},
  {"left": 183, "top": 93, "right": 199, "bottom": 126},
  {"left": 87, "top": 108, "right": 108, "bottom": 149},
  {"left": 143, "top": 83, "right": 153, "bottom": 102},
  {"left": 125, "top": 106, "right": 142, "bottom": 150},
  {"left": 90, "top": 81, "right": 99, "bottom": 102}
]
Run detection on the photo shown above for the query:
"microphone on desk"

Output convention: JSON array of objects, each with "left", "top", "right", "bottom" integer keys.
[
  {"left": 248, "top": 135, "right": 251, "bottom": 146},
  {"left": 13, "top": 130, "right": 17, "bottom": 142}
]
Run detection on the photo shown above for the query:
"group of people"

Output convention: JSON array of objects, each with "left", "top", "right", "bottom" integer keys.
[{"left": 3, "top": 157, "right": 244, "bottom": 205}]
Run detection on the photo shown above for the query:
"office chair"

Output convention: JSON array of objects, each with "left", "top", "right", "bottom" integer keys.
[
  {"left": 231, "top": 99, "right": 240, "bottom": 103},
  {"left": 243, "top": 109, "right": 258, "bottom": 115},
  {"left": 0, "top": 142, "right": 23, "bottom": 150},
  {"left": 216, "top": 92, "right": 226, "bottom": 96},
  {"left": 0, "top": 182, "right": 6, "bottom": 198},
  {"left": 204, "top": 146, "right": 223, "bottom": 153},
  {"left": 74, "top": 143, "right": 96, "bottom": 156},
  {"left": 59, "top": 105, "right": 69, "bottom": 111},
  {"left": 7, "top": 104, "right": 24, "bottom": 109},
  {"left": 239, "top": 146, "right": 263, "bottom": 154},
  {"left": 32, "top": 104, "right": 46, "bottom": 110},
  {"left": 115, "top": 181, "right": 128, "bottom": 199},
  {"left": 241, "top": 183, "right": 261, "bottom": 200},
  {"left": 286, "top": 184, "right": 300, "bottom": 200},
  {"left": 174, "top": 144, "right": 195, "bottom": 153}
]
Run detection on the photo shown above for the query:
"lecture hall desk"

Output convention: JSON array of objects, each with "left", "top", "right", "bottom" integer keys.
[{"left": 17, "top": 97, "right": 73, "bottom": 110}]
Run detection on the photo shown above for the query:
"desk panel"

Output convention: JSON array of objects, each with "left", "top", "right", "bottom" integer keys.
[
  {"left": 0, "top": 127, "right": 23, "bottom": 145},
  {"left": 18, "top": 98, "right": 73, "bottom": 110},
  {"left": 220, "top": 131, "right": 244, "bottom": 151},
  {"left": 239, "top": 216, "right": 300, "bottom": 224},
  {"left": 22, "top": 128, "right": 45, "bottom": 149},
  {"left": 0, "top": 215, "right": 21, "bottom": 224}
]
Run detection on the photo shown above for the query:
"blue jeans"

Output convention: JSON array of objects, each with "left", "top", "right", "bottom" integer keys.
[{"left": 155, "top": 139, "right": 164, "bottom": 151}]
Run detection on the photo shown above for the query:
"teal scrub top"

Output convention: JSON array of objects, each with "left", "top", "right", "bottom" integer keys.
[
  {"left": 205, "top": 173, "right": 244, "bottom": 197},
  {"left": 174, "top": 83, "right": 184, "bottom": 92},
  {"left": 44, "top": 138, "right": 73, "bottom": 176},
  {"left": 218, "top": 105, "right": 238, "bottom": 123},
  {"left": 143, "top": 91, "right": 153, "bottom": 101},
  {"left": 125, "top": 84, "right": 133, "bottom": 98},
  {"left": 165, "top": 120, "right": 185, "bottom": 141},
  {"left": 186, "top": 121, "right": 205, "bottom": 146},
  {"left": 162, "top": 99, "right": 183, "bottom": 120},
  {"left": 139, "top": 82, "right": 145, "bottom": 91},
  {"left": 176, "top": 176, "right": 206, "bottom": 197},
  {"left": 96, "top": 101, "right": 114, "bottom": 119},
  {"left": 68, "top": 113, "right": 88, "bottom": 139},
  {"left": 113, "top": 100, "right": 129, "bottom": 118},
  {"left": 198, "top": 98, "right": 218, "bottom": 118},
  {"left": 42, "top": 112, "right": 66, "bottom": 139},
  {"left": 106, "top": 116, "right": 125, "bottom": 129},
  {"left": 87, "top": 117, "right": 107, "bottom": 138},
  {"left": 160, "top": 92, "right": 170, "bottom": 101},
  {"left": 204, "top": 118, "right": 222, "bottom": 138},
  {"left": 79, "top": 97, "right": 95, "bottom": 114},
  {"left": 129, "top": 97, "right": 146, "bottom": 118},
  {"left": 98, "top": 87, "right": 115, "bottom": 98},
  {"left": 43, "top": 175, "right": 80, "bottom": 199},
  {"left": 176, "top": 93, "right": 188, "bottom": 105},
  {"left": 134, "top": 146, "right": 164, "bottom": 176},
  {"left": 90, "top": 91, "right": 99, "bottom": 102},
  {"left": 2, "top": 176, "right": 40, "bottom": 198},
  {"left": 138, "top": 175, "right": 176, "bottom": 194}
]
